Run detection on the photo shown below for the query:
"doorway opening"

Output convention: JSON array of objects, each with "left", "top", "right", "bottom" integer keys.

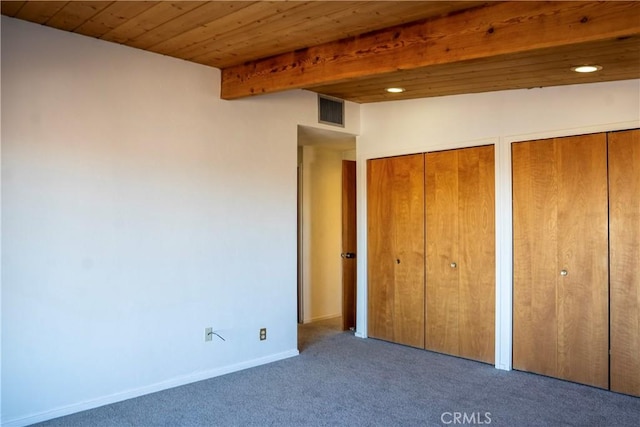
[{"left": 297, "top": 125, "right": 357, "bottom": 350}]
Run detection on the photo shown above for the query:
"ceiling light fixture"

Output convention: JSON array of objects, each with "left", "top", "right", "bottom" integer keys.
[
  {"left": 571, "top": 65, "right": 603, "bottom": 73},
  {"left": 386, "top": 87, "right": 405, "bottom": 93}
]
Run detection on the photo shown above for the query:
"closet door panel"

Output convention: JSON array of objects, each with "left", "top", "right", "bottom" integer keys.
[
  {"left": 513, "top": 140, "right": 559, "bottom": 377},
  {"left": 391, "top": 154, "right": 424, "bottom": 348},
  {"left": 367, "top": 158, "right": 396, "bottom": 342},
  {"left": 513, "top": 134, "right": 608, "bottom": 389},
  {"left": 556, "top": 134, "right": 609, "bottom": 389},
  {"left": 609, "top": 129, "right": 640, "bottom": 396},
  {"left": 391, "top": 154, "right": 426, "bottom": 348},
  {"left": 426, "top": 146, "right": 495, "bottom": 363},
  {"left": 458, "top": 145, "right": 495, "bottom": 364},
  {"left": 367, "top": 154, "right": 425, "bottom": 348},
  {"left": 426, "top": 150, "right": 459, "bottom": 355}
]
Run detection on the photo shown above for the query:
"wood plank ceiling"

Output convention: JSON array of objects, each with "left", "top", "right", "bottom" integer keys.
[{"left": 2, "top": 1, "right": 639, "bottom": 103}]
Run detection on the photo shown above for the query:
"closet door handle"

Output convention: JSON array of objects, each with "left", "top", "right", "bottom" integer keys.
[
  {"left": 560, "top": 269, "right": 568, "bottom": 276},
  {"left": 450, "top": 262, "right": 457, "bottom": 268}
]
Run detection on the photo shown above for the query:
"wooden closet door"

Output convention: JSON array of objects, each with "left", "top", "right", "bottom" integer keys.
[
  {"left": 609, "top": 129, "right": 640, "bottom": 397},
  {"left": 426, "top": 150, "right": 460, "bottom": 356},
  {"left": 425, "top": 146, "right": 495, "bottom": 363},
  {"left": 556, "top": 134, "right": 609, "bottom": 388},
  {"left": 513, "top": 140, "right": 559, "bottom": 377},
  {"left": 367, "top": 154, "right": 425, "bottom": 348},
  {"left": 458, "top": 145, "right": 495, "bottom": 363},
  {"left": 513, "top": 134, "right": 609, "bottom": 389}
]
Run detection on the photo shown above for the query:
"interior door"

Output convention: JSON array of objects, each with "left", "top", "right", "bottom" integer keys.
[
  {"left": 368, "top": 154, "right": 425, "bottom": 348},
  {"left": 513, "top": 133, "right": 609, "bottom": 389},
  {"left": 609, "top": 129, "right": 640, "bottom": 396},
  {"left": 425, "top": 146, "right": 495, "bottom": 363},
  {"left": 341, "top": 160, "right": 357, "bottom": 331}
]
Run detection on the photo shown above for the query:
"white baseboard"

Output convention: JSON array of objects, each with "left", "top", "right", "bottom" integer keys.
[{"left": 2, "top": 349, "right": 299, "bottom": 427}]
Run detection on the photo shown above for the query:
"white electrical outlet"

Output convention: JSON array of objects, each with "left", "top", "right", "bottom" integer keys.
[{"left": 205, "top": 327, "right": 213, "bottom": 342}]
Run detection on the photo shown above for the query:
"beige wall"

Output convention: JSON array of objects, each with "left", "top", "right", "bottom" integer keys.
[{"left": 300, "top": 146, "right": 344, "bottom": 322}]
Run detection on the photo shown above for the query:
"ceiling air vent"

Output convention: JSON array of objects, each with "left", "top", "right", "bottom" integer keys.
[{"left": 318, "top": 95, "right": 345, "bottom": 127}]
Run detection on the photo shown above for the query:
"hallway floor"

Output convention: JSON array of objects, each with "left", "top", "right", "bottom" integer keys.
[{"left": 298, "top": 316, "right": 344, "bottom": 352}]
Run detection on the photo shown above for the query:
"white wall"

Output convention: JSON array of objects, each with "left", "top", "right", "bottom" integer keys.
[
  {"left": 300, "top": 146, "right": 343, "bottom": 322},
  {"left": 4, "top": 13, "right": 637, "bottom": 425},
  {"left": 0, "top": 17, "right": 359, "bottom": 426},
  {"left": 356, "top": 80, "right": 640, "bottom": 370}
]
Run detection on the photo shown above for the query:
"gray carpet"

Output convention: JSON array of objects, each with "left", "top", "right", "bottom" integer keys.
[{"left": 34, "top": 318, "right": 639, "bottom": 426}]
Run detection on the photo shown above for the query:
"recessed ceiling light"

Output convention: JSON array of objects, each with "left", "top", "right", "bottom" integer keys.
[
  {"left": 571, "top": 65, "right": 603, "bottom": 73},
  {"left": 386, "top": 87, "right": 405, "bottom": 93}
]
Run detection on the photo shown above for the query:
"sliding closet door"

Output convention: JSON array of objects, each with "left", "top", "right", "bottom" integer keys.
[
  {"left": 609, "top": 129, "right": 640, "bottom": 396},
  {"left": 368, "top": 154, "right": 425, "bottom": 348},
  {"left": 513, "top": 134, "right": 609, "bottom": 389},
  {"left": 425, "top": 145, "right": 495, "bottom": 363}
]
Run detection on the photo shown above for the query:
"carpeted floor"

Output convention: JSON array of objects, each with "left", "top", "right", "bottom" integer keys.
[
  {"left": 297, "top": 316, "right": 343, "bottom": 352},
  {"left": 34, "top": 317, "right": 639, "bottom": 426}
]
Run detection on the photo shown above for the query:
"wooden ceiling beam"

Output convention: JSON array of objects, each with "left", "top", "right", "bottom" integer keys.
[{"left": 220, "top": 1, "right": 640, "bottom": 100}]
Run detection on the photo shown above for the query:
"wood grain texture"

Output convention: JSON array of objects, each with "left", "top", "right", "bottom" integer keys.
[
  {"left": 609, "top": 129, "right": 640, "bottom": 397},
  {"left": 368, "top": 158, "right": 394, "bottom": 343},
  {"left": 178, "top": 2, "right": 361, "bottom": 63},
  {"left": 426, "top": 150, "right": 460, "bottom": 356},
  {"left": 127, "top": 2, "right": 249, "bottom": 50},
  {"left": 101, "top": 1, "right": 214, "bottom": 49},
  {"left": 74, "top": 2, "right": 159, "bottom": 39},
  {"left": 188, "top": 1, "right": 483, "bottom": 68},
  {"left": 221, "top": 1, "right": 640, "bottom": 99},
  {"left": 368, "top": 154, "right": 425, "bottom": 348},
  {"left": 0, "top": 1, "right": 480, "bottom": 70},
  {"left": 147, "top": 2, "right": 295, "bottom": 56},
  {"left": 556, "top": 133, "right": 609, "bottom": 389},
  {"left": 3, "top": 1, "right": 638, "bottom": 103},
  {"left": 44, "top": 1, "right": 112, "bottom": 32},
  {"left": 426, "top": 146, "right": 495, "bottom": 363},
  {"left": 457, "top": 146, "right": 495, "bottom": 364},
  {"left": 342, "top": 160, "right": 357, "bottom": 332},
  {"left": 513, "top": 134, "right": 609, "bottom": 389},
  {"left": 313, "top": 36, "right": 640, "bottom": 103},
  {"left": 513, "top": 139, "right": 561, "bottom": 377},
  {"left": 11, "top": 1, "right": 66, "bottom": 24},
  {"left": 203, "top": 0, "right": 464, "bottom": 65}
]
